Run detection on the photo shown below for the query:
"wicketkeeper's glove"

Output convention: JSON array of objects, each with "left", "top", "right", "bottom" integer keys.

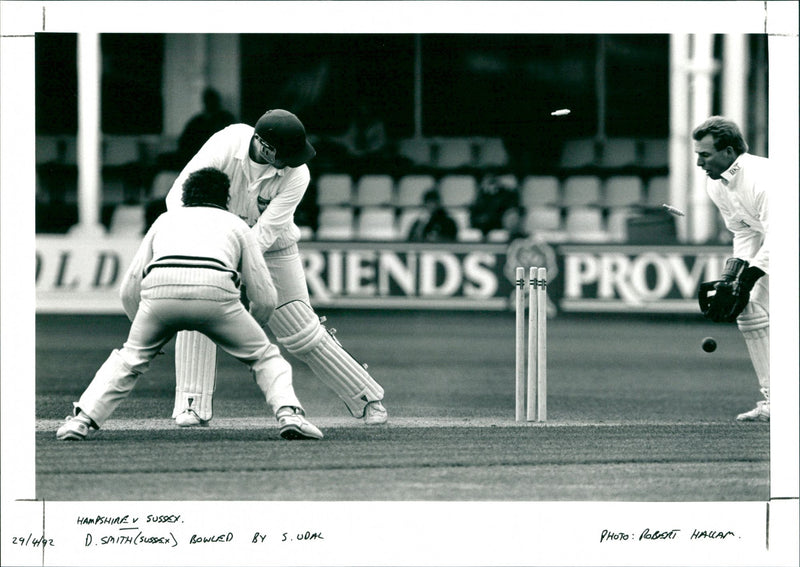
[{"left": 698, "top": 258, "right": 765, "bottom": 323}]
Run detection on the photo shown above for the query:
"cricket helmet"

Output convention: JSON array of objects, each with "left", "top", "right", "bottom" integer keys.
[{"left": 254, "top": 109, "right": 316, "bottom": 167}]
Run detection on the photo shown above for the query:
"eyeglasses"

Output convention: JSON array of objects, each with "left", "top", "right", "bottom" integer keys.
[{"left": 253, "top": 133, "right": 277, "bottom": 162}]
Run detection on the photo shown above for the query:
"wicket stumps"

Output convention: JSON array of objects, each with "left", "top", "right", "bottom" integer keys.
[{"left": 515, "top": 267, "right": 547, "bottom": 422}]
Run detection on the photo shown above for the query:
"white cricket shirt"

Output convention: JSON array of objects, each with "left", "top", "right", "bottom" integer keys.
[
  {"left": 705, "top": 153, "right": 770, "bottom": 273},
  {"left": 165, "top": 124, "right": 311, "bottom": 252}
]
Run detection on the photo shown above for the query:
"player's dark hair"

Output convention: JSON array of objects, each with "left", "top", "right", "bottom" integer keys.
[
  {"left": 181, "top": 167, "right": 230, "bottom": 209},
  {"left": 692, "top": 116, "right": 749, "bottom": 155}
]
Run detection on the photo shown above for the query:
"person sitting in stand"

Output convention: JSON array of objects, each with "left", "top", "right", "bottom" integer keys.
[
  {"left": 407, "top": 189, "right": 458, "bottom": 242},
  {"left": 469, "top": 174, "right": 520, "bottom": 238}
]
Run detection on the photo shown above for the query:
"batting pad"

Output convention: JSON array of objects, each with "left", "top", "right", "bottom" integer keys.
[
  {"left": 172, "top": 331, "right": 217, "bottom": 420},
  {"left": 738, "top": 303, "right": 769, "bottom": 391},
  {"left": 269, "top": 301, "right": 384, "bottom": 417}
]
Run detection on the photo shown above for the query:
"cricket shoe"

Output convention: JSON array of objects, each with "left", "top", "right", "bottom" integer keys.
[
  {"left": 56, "top": 413, "right": 96, "bottom": 441},
  {"left": 175, "top": 408, "right": 209, "bottom": 427},
  {"left": 363, "top": 400, "right": 388, "bottom": 425},
  {"left": 736, "top": 400, "right": 770, "bottom": 422},
  {"left": 277, "top": 407, "right": 323, "bottom": 440}
]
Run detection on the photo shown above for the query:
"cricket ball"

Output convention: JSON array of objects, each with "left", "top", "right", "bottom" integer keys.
[{"left": 702, "top": 337, "right": 717, "bottom": 353}]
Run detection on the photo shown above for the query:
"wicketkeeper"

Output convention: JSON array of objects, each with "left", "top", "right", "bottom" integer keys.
[
  {"left": 164, "top": 109, "right": 388, "bottom": 427},
  {"left": 693, "top": 116, "right": 770, "bottom": 422}
]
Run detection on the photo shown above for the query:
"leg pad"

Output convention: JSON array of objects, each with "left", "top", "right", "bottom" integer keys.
[
  {"left": 172, "top": 331, "right": 217, "bottom": 421},
  {"left": 737, "top": 302, "right": 769, "bottom": 393},
  {"left": 270, "top": 301, "right": 384, "bottom": 417}
]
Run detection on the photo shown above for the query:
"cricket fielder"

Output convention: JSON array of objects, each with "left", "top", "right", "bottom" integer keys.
[
  {"left": 57, "top": 168, "right": 323, "bottom": 440},
  {"left": 165, "top": 109, "right": 387, "bottom": 427},
  {"left": 693, "top": 116, "right": 770, "bottom": 422}
]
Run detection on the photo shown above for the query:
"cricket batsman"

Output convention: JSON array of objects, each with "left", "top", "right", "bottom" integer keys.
[
  {"left": 164, "top": 109, "right": 388, "bottom": 427},
  {"left": 693, "top": 116, "right": 770, "bottom": 421}
]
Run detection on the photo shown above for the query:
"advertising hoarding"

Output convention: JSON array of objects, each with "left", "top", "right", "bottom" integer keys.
[{"left": 35, "top": 236, "right": 730, "bottom": 314}]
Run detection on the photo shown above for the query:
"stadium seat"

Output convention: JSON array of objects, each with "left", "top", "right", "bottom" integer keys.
[
  {"left": 297, "top": 225, "right": 314, "bottom": 241},
  {"left": 562, "top": 175, "right": 602, "bottom": 207},
  {"left": 61, "top": 137, "right": 78, "bottom": 164},
  {"left": 646, "top": 176, "right": 670, "bottom": 207},
  {"left": 486, "top": 229, "right": 510, "bottom": 242},
  {"left": 36, "top": 136, "right": 60, "bottom": 164},
  {"left": 157, "top": 134, "right": 179, "bottom": 156},
  {"left": 447, "top": 207, "right": 474, "bottom": 235},
  {"left": 564, "top": 206, "right": 608, "bottom": 242},
  {"left": 397, "top": 207, "right": 425, "bottom": 239},
  {"left": 108, "top": 204, "right": 145, "bottom": 236},
  {"left": 398, "top": 137, "right": 433, "bottom": 167},
  {"left": 103, "top": 136, "right": 147, "bottom": 203},
  {"left": 599, "top": 137, "right": 637, "bottom": 169},
  {"left": 606, "top": 207, "right": 637, "bottom": 242},
  {"left": 474, "top": 137, "right": 509, "bottom": 169},
  {"left": 103, "top": 179, "right": 127, "bottom": 206},
  {"left": 103, "top": 136, "right": 142, "bottom": 166},
  {"left": 520, "top": 176, "right": 560, "bottom": 208},
  {"left": 38, "top": 135, "right": 78, "bottom": 165},
  {"left": 640, "top": 138, "right": 669, "bottom": 169},
  {"left": 354, "top": 174, "right": 394, "bottom": 207},
  {"left": 316, "top": 173, "right": 353, "bottom": 206},
  {"left": 439, "top": 175, "right": 478, "bottom": 207},
  {"left": 559, "top": 138, "right": 597, "bottom": 169},
  {"left": 523, "top": 206, "right": 567, "bottom": 242},
  {"left": 356, "top": 207, "right": 398, "bottom": 240},
  {"left": 150, "top": 170, "right": 180, "bottom": 199},
  {"left": 433, "top": 137, "right": 475, "bottom": 170},
  {"left": 396, "top": 174, "right": 436, "bottom": 207},
  {"left": 35, "top": 176, "right": 47, "bottom": 203},
  {"left": 604, "top": 175, "right": 644, "bottom": 208},
  {"left": 494, "top": 173, "right": 519, "bottom": 189},
  {"left": 316, "top": 206, "right": 354, "bottom": 240},
  {"left": 523, "top": 206, "right": 563, "bottom": 233},
  {"left": 457, "top": 227, "right": 484, "bottom": 242}
]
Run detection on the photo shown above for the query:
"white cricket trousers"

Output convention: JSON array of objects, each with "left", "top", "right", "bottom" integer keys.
[
  {"left": 77, "top": 297, "right": 301, "bottom": 427},
  {"left": 264, "top": 243, "right": 311, "bottom": 303}
]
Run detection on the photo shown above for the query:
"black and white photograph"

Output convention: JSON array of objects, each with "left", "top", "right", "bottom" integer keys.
[{"left": 1, "top": 2, "right": 798, "bottom": 566}]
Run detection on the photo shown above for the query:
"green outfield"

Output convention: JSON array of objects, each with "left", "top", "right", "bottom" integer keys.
[{"left": 35, "top": 311, "right": 768, "bottom": 501}]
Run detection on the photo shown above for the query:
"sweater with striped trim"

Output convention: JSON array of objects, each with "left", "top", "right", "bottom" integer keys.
[{"left": 120, "top": 206, "right": 277, "bottom": 324}]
